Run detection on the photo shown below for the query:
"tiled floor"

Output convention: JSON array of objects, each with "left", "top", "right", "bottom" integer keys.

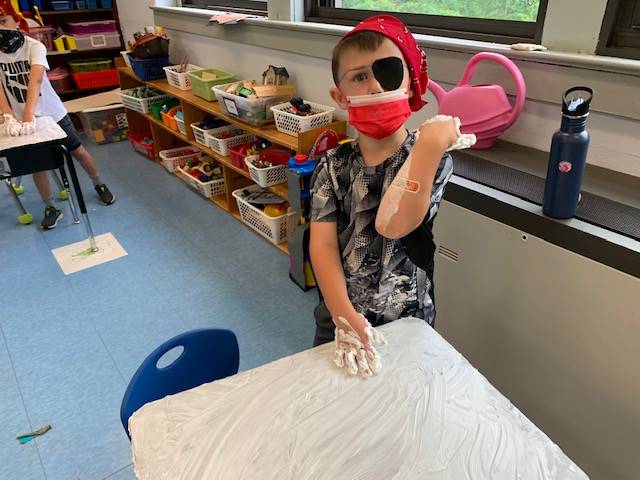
[{"left": 0, "top": 138, "right": 317, "bottom": 479}]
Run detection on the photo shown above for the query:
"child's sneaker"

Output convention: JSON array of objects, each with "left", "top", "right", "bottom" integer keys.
[
  {"left": 41, "top": 206, "right": 63, "bottom": 230},
  {"left": 95, "top": 184, "right": 115, "bottom": 205}
]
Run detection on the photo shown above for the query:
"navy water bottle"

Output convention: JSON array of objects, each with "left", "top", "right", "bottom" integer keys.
[{"left": 543, "top": 86, "right": 594, "bottom": 219}]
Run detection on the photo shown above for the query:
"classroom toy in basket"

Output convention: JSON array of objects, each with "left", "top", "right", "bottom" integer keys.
[
  {"left": 78, "top": 105, "right": 129, "bottom": 145},
  {"left": 177, "top": 157, "right": 226, "bottom": 198},
  {"left": 205, "top": 126, "right": 256, "bottom": 156},
  {"left": 190, "top": 117, "right": 229, "bottom": 146},
  {"left": 245, "top": 156, "right": 287, "bottom": 188},
  {"left": 119, "top": 87, "right": 171, "bottom": 114},
  {"left": 164, "top": 64, "right": 202, "bottom": 91},
  {"left": 232, "top": 184, "right": 297, "bottom": 245},
  {"left": 159, "top": 146, "right": 201, "bottom": 173},
  {"left": 212, "top": 74, "right": 294, "bottom": 126},
  {"left": 128, "top": 132, "right": 155, "bottom": 159},
  {"left": 271, "top": 98, "right": 335, "bottom": 136}
]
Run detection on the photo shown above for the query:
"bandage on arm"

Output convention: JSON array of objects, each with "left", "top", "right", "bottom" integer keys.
[{"left": 375, "top": 116, "right": 476, "bottom": 239}]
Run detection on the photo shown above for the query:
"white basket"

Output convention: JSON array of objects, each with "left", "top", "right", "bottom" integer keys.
[
  {"left": 177, "top": 165, "right": 226, "bottom": 198},
  {"left": 121, "top": 50, "right": 131, "bottom": 68},
  {"left": 159, "top": 146, "right": 201, "bottom": 173},
  {"left": 245, "top": 158, "right": 287, "bottom": 188},
  {"left": 205, "top": 126, "right": 256, "bottom": 156},
  {"left": 119, "top": 87, "right": 170, "bottom": 114},
  {"left": 163, "top": 64, "right": 202, "bottom": 91},
  {"left": 190, "top": 122, "right": 211, "bottom": 146},
  {"left": 176, "top": 116, "right": 186, "bottom": 135},
  {"left": 271, "top": 101, "right": 335, "bottom": 136},
  {"left": 232, "top": 185, "right": 297, "bottom": 245}
]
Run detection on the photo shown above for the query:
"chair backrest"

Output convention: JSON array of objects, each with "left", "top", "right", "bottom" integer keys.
[{"left": 120, "top": 328, "right": 239, "bottom": 438}]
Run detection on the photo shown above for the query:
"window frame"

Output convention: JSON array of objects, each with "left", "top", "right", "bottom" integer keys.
[
  {"left": 597, "top": 0, "right": 640, "bottom": 60},
  {"left": 182, "top": 0, "right": 268, "bottom": 16},
  {"left": 304, "top": 0, "right": 548, "bottom": 45}
]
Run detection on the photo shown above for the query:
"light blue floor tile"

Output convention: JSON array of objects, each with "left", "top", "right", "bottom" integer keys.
[
  {"left": 103, "top": 464, "right": 135, "bottom": 480},
  {"left": 0, "top": 327, "right": 47, "bottom": 480}
]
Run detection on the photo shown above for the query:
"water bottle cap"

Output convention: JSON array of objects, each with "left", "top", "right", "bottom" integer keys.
[
  {"left": 295, "top": 154, "right": 308, "bottom": 163},
  {"left": 562, "top": 86, "right": 593, "bottom": 117}
]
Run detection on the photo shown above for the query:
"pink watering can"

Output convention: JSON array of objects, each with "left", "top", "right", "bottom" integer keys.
[{"left": 428, "top": 52, "right": 526, "bottom": 149}]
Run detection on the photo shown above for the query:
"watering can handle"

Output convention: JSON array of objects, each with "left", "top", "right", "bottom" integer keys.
[{"left": 457, "top": 52, "right": 526, "bottom": 129}]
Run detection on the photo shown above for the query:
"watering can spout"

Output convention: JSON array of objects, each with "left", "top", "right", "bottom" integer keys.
[{"left": 427, "top": 79, "right": 446, "bottom": 104}]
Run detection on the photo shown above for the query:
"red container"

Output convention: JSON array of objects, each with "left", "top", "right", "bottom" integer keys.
[
  {"left": 128, "top": 131, "right": 155, "bottom": 159},
  {"left": 228, "top": 142, "right": 255, "bottom": 171},
  {"left": 259, "top": 145, "right": 294, "bottom": 166},
  {"left": 71, "top": 69, "right": 118, "bottom": 90}
]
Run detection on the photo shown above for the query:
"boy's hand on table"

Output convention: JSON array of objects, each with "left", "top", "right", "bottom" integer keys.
[
  {"left": 20, "top": 113, "right": 36, "bottom": 136},
  {"left": 333, "top": 314, "right": 387, "bottom": 378},
  {"left": 419, "top": 115, "right": 477, "bottom": 151},
  {"left": 3, "top": 113, "right": 22, "bottom": 137}
]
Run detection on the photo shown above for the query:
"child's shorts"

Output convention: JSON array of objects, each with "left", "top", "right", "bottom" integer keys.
[{"left": 57, "top": 115, "right": 82, "bottom": 153}]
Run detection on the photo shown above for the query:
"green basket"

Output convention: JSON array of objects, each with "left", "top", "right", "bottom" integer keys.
[
  {"left": 67, "top": 58, "right": 113, "bottom": 73},
  {"left": 149, "top": 97, "right": 180, "bottom": 120},
  {"left": 187, "top": 68, "right": 235, "bottom": 102}
]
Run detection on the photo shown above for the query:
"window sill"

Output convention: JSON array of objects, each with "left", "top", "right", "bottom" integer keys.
[{"left": 153, "top": 5, "right": 640, "bottom": 76}]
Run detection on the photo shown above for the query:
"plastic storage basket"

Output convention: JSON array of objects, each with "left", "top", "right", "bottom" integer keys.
[
  {"left": 100, "top": 0, "right": 112, "bottom": 7},
  {"left": 71, "top": 69, "right": 118, "bottom": 90},
  {"left": 245, "top": 158, "right": 287, "bottom": 188},
  {"left": 232, "top": 185, "right": 297, "bottom": 244},
  {"left": 271, "top": 101, "right": 335, "bottom": 136},
  {"left": 68, "top": 58, "right": 112, "bottom": 72},
  {"left": 51, "top": 1, "right": 73, "bottom": 9},
  {"left": 130, "top": 56, "right": 170, "bottom": 81},
  {"left": 161, "top": 106, "right": 181, "bottom": 132},
  {"left": 119, "top": 87, "right": 170, "bottom": 114},
  {"left": 75, "top": 32, "right": 121, "bottom": 51},
  {"left": 163, "top": 64, "right": 202, "bottom": 91},
  {"left": 48, "top": 68, "right": 72, "bottom": 94},
  {"left": 86, "top": 0, "right": 97, "bottom": 7},
  {"left": 213, "top": 83, "right": 291, "bottom": 126},
  {"left": 228, "top": 142, "right": 255, "bottom": 171},
  {"left": 75, "top": 0, "right": 86, "bottom": 8},
  {"left": 128, "top": 132, "right": 155, "bottom": 159},
  {"left": 121, "top": 51, "right": 132, "bottom": 68},
  {"left": 190, "top": 122, "right": 212, "bottom": 147},
  {"left": 149, "top": 97, "right": 179, "bottom": 121},
  {"left": 159, "top": 146, "right": 201, "bottom": 173},
  {"left": 186, "top": 69, "right": 235, "bottom": 101},
  {"left": 77, "top": 104, "right": 128, "bottom": 145},
  {"left": 176, "top": 115, "right": 186, "bottom": 135},
  {"left": 66, "top": 20, "right": 117, "bottom": 35},
  {"left": 178, "top": 165, "right": 226, "bottom": 198},
  {"left": 205, "top": 126, "right": 256, "bottom": 156}
]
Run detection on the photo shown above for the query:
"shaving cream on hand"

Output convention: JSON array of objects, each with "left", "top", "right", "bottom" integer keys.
[
  {"left": 420, "top": 115, "right": 477, "bottom": 151},
  {"left": 3, "top": 113, "right": 22, "bottom": 137},
  {"left": 333, "top": 315, "right": 387, "bottom": 378}
]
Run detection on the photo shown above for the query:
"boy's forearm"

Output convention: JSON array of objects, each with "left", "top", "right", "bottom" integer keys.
[
  {"left": 24, "top": 65, "right": 45, "bottom": 119},
  {"left": 310, "top": 238, "right": 358, "bottom": 321},
  {"left": 0, "top": 87, "right": 13, "bottom": 115},
  {"left": 376, "top": 134, "right": 444, "bottom": 239}
]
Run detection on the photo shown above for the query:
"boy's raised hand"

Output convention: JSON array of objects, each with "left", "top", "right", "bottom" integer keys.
[
  {"left": 333, "top": 314, "right": 387, "bottom": 378},
  {"left": 419, "top": 115, "right": 477, "bottom": 151}
]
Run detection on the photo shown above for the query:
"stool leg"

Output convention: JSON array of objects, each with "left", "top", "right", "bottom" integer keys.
[
  {"left": 11, "top": 176, "right": 24, "bottom": 195},
  {"left": 57, "top": 166, "right": 80, "bottom": 224},
  {"left": 5, "top": 178, "right": 32, "bottom": 225},
  {"left": 61, "top": 147, "right": 97, "bottom": 252}
]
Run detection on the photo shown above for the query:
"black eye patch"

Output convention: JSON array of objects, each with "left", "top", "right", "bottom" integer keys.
[{"left": 371, "top": 56, "right": 404, "bottom": 91}]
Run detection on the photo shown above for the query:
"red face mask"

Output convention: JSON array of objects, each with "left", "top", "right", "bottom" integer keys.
[{"left": 345, "top": 89, "right": 411, "bottom": 140}]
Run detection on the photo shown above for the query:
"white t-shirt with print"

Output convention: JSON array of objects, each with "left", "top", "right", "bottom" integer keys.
[{"left": 0, "top": 35, "right": 67, "bottom": 122}]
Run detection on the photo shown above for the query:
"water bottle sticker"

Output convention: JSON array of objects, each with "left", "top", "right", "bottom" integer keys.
[{"left": 558, "top": 161, "right": 572, "bottom": 173}]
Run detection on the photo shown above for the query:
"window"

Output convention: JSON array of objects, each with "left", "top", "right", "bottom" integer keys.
[
  {"left": 305, "top": 0, "right": 548, "bottom": 44},
  {"left": 182, "top": 0, "right": 268, "bottom": 15},
  {"left": 598, "top": 0, "right": 640, "bottom": 60}
]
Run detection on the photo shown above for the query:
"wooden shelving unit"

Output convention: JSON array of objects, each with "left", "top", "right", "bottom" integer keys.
[
  {"left": 40, "top": 3, "right": 123, "bottom": 100},
  {"left": 117, "top": 66, "right": 346, "bottom": 256}
]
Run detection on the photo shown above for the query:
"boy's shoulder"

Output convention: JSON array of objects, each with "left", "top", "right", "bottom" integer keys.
[{"left": 317, "top": 140, "right": 358, "bottom": 172}]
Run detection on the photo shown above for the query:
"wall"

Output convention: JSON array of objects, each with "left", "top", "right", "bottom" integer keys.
[{"left": 117, "top": 0, "right": 155, "bottom": 47}]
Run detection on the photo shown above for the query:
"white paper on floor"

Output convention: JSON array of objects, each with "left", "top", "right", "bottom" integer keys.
[{"left": 51, "top": 232, "right": 127, "bottom": 275}]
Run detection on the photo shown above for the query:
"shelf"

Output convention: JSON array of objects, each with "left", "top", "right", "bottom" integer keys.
[
  {"left": 48, "top": 47, "right": 122, "bottom": 57},
  {"left": 144, "top": 75, "right": 299, "bottom": 151},
  {"left": 40, "top": 8, "right": 113, "bottom": 15},
  {"left": 57, "top": 84, "right": 118, "bottom": 96},
  {"left": 146, "top": 113, "right": 189, "bottom": 143}
]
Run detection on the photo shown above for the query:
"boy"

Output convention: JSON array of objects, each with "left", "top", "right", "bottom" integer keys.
[
  {"left": 0, "top": 2, "right": 115, "bottom": 230},
  {"left": 310, "top": 16, "right": 472, "bottom": 376}
]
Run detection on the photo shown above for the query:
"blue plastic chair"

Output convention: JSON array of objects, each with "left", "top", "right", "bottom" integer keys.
[{"left": 120, "top": 328, "right": 239, "bottom": 439}]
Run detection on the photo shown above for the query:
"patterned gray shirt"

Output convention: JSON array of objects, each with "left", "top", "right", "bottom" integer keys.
[{"left": 310, "top": 132, "right": 453, "bottom": 326}]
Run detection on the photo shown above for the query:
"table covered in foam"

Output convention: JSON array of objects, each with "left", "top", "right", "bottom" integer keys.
[{"left": 129, "top": 318, "right": 588, "bottom": 479}]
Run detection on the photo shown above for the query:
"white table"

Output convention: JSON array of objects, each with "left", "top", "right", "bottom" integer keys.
[{"left": 129, "top": 318, "right": 588, "bottom": 479}]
